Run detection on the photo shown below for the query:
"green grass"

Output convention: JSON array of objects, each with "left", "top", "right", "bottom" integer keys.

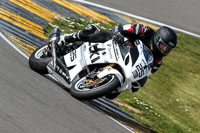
[
  {"left": 44, "top": 17, "right": 200, "bottom": 133},
  {"left": 119, "top": 33, "right": 200, "bottom": 133}
]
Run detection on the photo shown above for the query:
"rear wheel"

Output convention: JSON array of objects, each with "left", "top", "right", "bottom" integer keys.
[
  {"left": 29, "top": 45, "right": 52, "bottom": 74},
  {"left": 71, "top": 75, "right": 120, "bottom": 100}
]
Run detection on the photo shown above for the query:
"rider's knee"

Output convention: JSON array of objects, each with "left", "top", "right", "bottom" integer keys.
[{"left": 82, "top": 24, "right": 101, "bottom": 35}]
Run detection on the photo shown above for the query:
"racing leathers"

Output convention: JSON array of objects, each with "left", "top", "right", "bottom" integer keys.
[
  {"left": 112, "top": 24, "right": 163, "bottom": 74},
  {"left": 59, "top": 24, "right": 163, "bottom": 93}
]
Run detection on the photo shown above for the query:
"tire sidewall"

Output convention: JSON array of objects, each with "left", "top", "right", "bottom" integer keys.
[{"left": 29, "top": 45, "right": 52, "bottom": 74}]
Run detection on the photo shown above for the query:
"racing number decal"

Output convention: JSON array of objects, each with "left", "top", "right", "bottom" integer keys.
[
  {"left": 70, "top": 50, "right": 76, "bottom": 62},
  {"left": 136, "top": 64, "right": 144, "bottom": 78},
  {"left": 133, "top": 59, "right": 148, "bottom": 78},
  {"left": 89, "top": 43, "right": 105, "bottom": 63},
  {"left": 89, "top": 44, "right": 100, "bottom": 63}
]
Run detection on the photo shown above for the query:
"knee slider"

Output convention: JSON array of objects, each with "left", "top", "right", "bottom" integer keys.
[{"left": 83, "top": 24, "right": 101, "bottom": 35}]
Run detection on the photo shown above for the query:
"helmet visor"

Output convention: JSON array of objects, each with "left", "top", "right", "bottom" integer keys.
[{"left": 158, "top": 38, "right": 173, "bottom": 55}]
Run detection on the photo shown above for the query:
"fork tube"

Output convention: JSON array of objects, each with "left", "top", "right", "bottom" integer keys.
[{"left": 51, "top": 41, "right": 57, "bottom": 70}]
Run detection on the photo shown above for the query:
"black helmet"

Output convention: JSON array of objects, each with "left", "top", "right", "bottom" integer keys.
[{"left": 153, "top": 26, "right": 177, "bottom": 56}]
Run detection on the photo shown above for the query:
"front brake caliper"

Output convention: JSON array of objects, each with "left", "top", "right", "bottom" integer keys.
[
  {"left": 86, "top": 64, "right": 115, "bottom": 85},
  {"left": 86, "top": 78, "right": 102, "bottom": 85}
]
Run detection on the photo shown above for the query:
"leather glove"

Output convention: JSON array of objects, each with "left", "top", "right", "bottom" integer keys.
[
  {"left": 57, "top": 34, "right": 66, "bottom": 48},
  {"left": 113, "top": 32, "right": 125, "bottom": 45},
  {"left": 57, "top": 33, "right": 75, "bottom": 47}
]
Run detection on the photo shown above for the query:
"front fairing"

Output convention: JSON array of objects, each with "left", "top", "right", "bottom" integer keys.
[
  {"left": 129, "top": 43, "right": 153, "bottom": 80},
  {"left": 63, "top": 40, "right": 123, "bottom": 84},
  {"left": 118, "top": 40, "right": 153, "bottom": 91}
]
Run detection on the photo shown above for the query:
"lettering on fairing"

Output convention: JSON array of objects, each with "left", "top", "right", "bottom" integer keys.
[
  {"left": 56, "top": 65, "right": 70, "bottom": 83},
  {"left": 113, "top": 45, "right": 119, "bottom": 60},
  {"left": 107, "top": 44, "right": 112, "bottom": 59},
  {"left": 70, "top": 50, "right": 76, "bottom": 62}
]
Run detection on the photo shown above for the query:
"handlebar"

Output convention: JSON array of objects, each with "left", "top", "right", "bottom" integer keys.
[
  {"left": 48, "top": 28, "right": 62, "bottom": 70},
  {"left": 51, "top": 41, "right": 57, "bottom": 70},
  {"left": 49, "top": 27, "right": 61, "bottom": 43}
]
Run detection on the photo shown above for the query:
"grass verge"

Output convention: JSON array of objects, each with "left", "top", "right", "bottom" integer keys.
[{"left": 44, "top": 17, "right": 200, "bottom": 133}]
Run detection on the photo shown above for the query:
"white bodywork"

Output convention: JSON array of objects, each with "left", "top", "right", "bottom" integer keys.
[{"left": 48, "top": 39, "right": 153, "bottom": 92}]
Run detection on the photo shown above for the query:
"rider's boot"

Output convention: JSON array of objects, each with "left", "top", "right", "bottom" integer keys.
[{"left": 56, "top": 24, "right": 101, "bottom": 55}]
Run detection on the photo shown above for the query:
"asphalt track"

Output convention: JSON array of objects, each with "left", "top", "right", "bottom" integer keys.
[
  {"left": 84, "top": 0, "right": 200, "bottom": 35},
  {"left": 1, "top": 0, "right": 198, "bottom": 133},
  {"left": 0, "top": 36, "right": 131, "bottom": 133}
]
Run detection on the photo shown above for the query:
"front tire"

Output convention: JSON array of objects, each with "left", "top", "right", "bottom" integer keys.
[
  {"left": 105, "top": 92, "right": 121, "bottom": 100},
  {"left": 29, "top": 45, "right": 52, "bottom": 74},
  {"left": 70, "top": 75, "right": 120, "bottom": 100}
]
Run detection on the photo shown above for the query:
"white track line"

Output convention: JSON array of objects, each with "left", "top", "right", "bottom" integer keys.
[
  {"left": 108, "top": 116, "right": 136, "bottom": 133},
  {"left": 0, "top": 31, "right": 29, "bottom": 59},
  {"left": 72, "top": 0, "right": 200, "bottom": 38}
]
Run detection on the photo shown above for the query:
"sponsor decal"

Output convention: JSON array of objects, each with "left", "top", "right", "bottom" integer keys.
[
  {"left": 141, "top": 25, "right": 149, "bottom": 34},
  {"left": 55, "top": 58, "right": 71, "bottom": 83},
  {"left": 107, "top": 44, "right": 112, "bottom": 59},
  {"left": 123, "top": 24, "right": 133, "bottom": 31},
  {"left": 70, "top": 50, "right": 77, "bottom": 62},
  {"left": 56, "top": 65, "right": 70, "bottom": 83},
  {"left": 113, "top": 44, "right": 119, "bottom": 60}
]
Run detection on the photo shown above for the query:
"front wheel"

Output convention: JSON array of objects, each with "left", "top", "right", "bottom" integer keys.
[
  {"left": 70, "top": 75, "right": 120, "bottom": 100},
  {"left": 29, "top": 45, "right": 52, "bottom": 74}
]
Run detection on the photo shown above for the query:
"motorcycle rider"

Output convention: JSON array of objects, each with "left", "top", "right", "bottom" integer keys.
[{"left": 57, "top": 24, "right": 177, "bottom": 97}]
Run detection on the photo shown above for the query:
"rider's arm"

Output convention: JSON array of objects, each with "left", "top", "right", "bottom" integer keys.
[
  {"left": 113, "top": 24, "right": 154, "bottom": 39},
  {"left": 151, "top": 58, "right": 163, "bottom": 74}
]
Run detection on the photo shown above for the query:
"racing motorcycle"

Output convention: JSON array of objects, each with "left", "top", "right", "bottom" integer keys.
[{"left": 29, "top": 28, "right": 154, "bottom": 100}]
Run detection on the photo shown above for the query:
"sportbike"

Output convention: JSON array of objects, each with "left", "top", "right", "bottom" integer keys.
[{"left": 29, "top": 28, "right": 153, "bottom": 100}]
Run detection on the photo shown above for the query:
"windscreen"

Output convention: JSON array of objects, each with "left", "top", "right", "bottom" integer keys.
[{"left": 143, "top": 45, "right": 154, "bottom": 68}]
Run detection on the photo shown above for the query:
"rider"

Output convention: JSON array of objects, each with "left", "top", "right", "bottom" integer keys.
[{"left": 57, "top": 24, "right": 177, "bottom": 96}]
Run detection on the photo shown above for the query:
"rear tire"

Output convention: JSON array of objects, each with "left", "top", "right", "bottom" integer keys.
[
  {"left": 29, "top": 45, "right": 52, "bottom": 74},
  {"left": 71, "top": 75, "right": 120, "bottom": 100}
]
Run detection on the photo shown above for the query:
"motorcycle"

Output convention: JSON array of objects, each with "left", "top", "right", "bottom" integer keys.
[{"left": 29, "top": 28, "right": 154, "bottom": 100}]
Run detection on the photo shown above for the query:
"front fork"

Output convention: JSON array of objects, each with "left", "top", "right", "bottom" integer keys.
[{"left": 51, "top": 41, "right": 57, "bottom": 70}]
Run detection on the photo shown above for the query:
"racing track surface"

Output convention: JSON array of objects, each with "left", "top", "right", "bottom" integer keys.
[
  {"left": 0, "top": 36, "right": 130, "bottom": 133},
  {"left": 2, "top": 0, "right": 197, "bottom": 132},
  {"left": 84, "top": 0, "right": 200, "bottom": 35}
]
